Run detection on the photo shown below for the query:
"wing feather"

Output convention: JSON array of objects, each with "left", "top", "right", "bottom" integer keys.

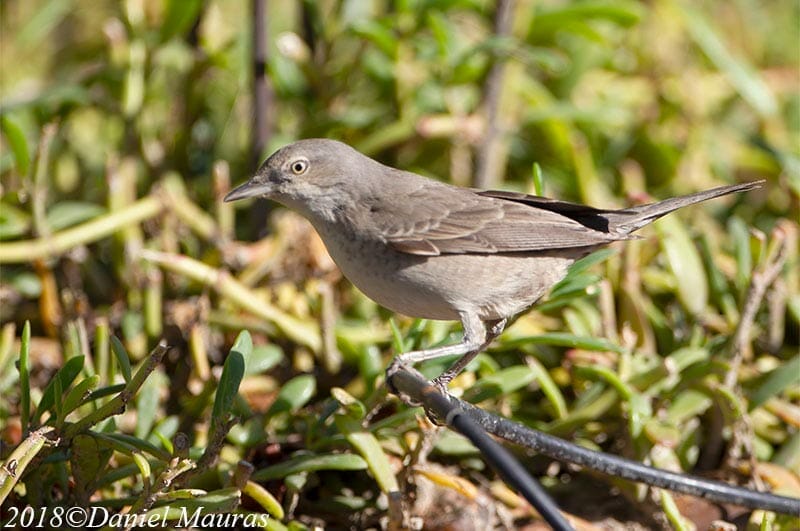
[{"left": 372, "top": 184, "right": 626, "bottom": 256}]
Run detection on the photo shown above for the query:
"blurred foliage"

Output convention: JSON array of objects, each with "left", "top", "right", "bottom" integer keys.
[{"left": 1, "top": 0, "right": 799, "bottom": 528}]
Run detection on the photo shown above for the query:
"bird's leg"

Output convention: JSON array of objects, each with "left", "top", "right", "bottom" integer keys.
[
  {"left": 386, "top": 314, "right": 507, "bottom": 393},
  {"left": 432, "top": 317, "right": 506, "bottom": 389},
  {"left": 388, "top": 312, "right": 486, "bottom": 376}
]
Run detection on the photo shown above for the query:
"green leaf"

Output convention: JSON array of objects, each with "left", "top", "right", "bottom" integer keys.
[
  {"left": 336, "top": 416, "right": 399, "bottom": 493},
  {"left": 111, "top": 336, "right": 132, "bottom": 383},
  {"left": 85, "top": 383, "right": 126, "bottom": 402},
  {"left": 564, "top": 248, "right": 617, "bottom": 278},
  {"left": 529, "top": 357, "right": 568, "bottom": 419},
  {"left": 434, "top": 430, "right": 479, "bottom": 456},
  {"left": 643, "top": 420, "right": 682, "bottom": 447},
  {"left": 699, "top": 235, "right": 739, "bottom": 324},
  {"left": 630, "top": 347, "right": 709, "bottom": 390},
  {"left": 211, "top": 332, "right": 249, "bottom": 431},
  {"left": 666, "top": 389, "right": 713, "bottom": 425},
  {"left": 464, "top": 365, "right": 536, "bottom": 403},
  {"left": 19, "top": 321, "right": 31, "bottom": 431},
  {"left": 331, "top": 387, "right": 367, "bottom": 419},
  {"left": 92, "top": 432, "right": 171, "bottom": 461},
  {"left": 1, "top": 114, "right": 31, "bottom": 175},
  {"left": 15, "top": 0, "right": 73, "bottom": 47},
  {"left": 52, "top": 371, "right": 63, "bottom": 421},
  {"left": 544, "top": 274, "right": 603, "bottom": 309},
  {"left": 728, "top": 216, "right": 752, "bottom": 292},
  {"left": 655, "top": 215, "right": 708, "bottom": 316},
  {"left": 131, "top": 452, "right": 151, "bottom": 483},
  {"left": 1, "top": 84, "right": 90, "bottom": 115},
  {"left": 0, "top": 202, "right": 32, "bottom": 240},
  {"left": 659, "top": 489, "right": 692, "bottom": 531},
  {"left": 749, "top": 355, "right": 800, "bottom": 410},
  {"left": 35, "top": 355, "right": 85, "bottom": 420},
  {"left": 389, "top": 318, "right": 407, "bottom": 354},
  {"left": 678, "top": 4, "right": 778, "bottom": 117},
  {"left": 284, "top": 472, "right": 308, "bottom": 492},
  {"left": 245, "top": 344, "right": 283, "bottom": 376},
  {"left": 269, "top": 55, "right": 308, "bottom": 96},
  {"left": 251, "top": 453, "right": 368, "bottom": 481},
  {"left": 545, "top": 249, "right": 615, "bottom": 306},
  {"left": 243, "top": 481, "right": 285, "bottom": 519},
  {"left": 531, "top": 0, "right": 643, "bottom": 40},
  {"left": 70, "top": 433, "right": 113, "bottom": 500},
  {"left": 498, "top": 332, "right": 626, "bottom": 354},
  {"left": 267, "top": 374, "right": 316, "bottom": 417},
  {"left": 350, "top": 20, "right": 398, "bottom": 58},
  {"left": 9, "top": 272, "right": 41, "bottom": 298},
  {"left": 135, "top": 369, "right": 164, "bottom": 438},
  {"left": 546, "top": 389, "right": 618, "bottom": 436},
  {"left": 60, "top": 375, "right": 100, "bottom": 420},
  {"left": 772, "top": 431, "right": 800, "bottom": 471},
  {"left": 160, "top": 0, "right": 204, "bottom": 41},
  {"left": 45, "top": 201, "right": 105, "bottom": 231},
  {"left": 532, "top": 162, "right": 544, "bottom": 196},
  {"left": 576, "top": 364, "right": 651, "bottom": 437}
]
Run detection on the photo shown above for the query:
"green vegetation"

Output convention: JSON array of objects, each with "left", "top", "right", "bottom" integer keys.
[{"left": 1, "top": 0, "right": 798, "bottom": 528}]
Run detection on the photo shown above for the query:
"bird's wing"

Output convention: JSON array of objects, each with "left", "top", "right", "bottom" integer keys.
[{"left": 372, "top": 185, "right": 626, "bottom": 256}]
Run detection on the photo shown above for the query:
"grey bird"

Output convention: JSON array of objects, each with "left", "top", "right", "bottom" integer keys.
[{"left": 225, "top": 139, "right": 762, "bottom": 387}]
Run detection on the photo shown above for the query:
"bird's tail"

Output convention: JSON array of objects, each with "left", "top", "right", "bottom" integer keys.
[{"left": 607, "top": 180, "right": 764, "bottom": 235}]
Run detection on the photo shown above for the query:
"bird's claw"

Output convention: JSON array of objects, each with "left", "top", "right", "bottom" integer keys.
[{"left": 431, "top": 375, "right": 451, "bottom": 396}]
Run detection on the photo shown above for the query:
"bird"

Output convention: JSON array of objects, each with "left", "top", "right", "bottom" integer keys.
[{"left": 224, "top": 138, "right": 762, "bottom": 388}]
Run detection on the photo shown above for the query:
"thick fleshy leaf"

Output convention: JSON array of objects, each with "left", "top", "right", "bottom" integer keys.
[
  {"left": 211, "top": 332, "right": 248, "bottom": 433},
  {"left": 252, "top": 453, "right": 368, "bottom": 481},
  {"left": 655, "top": 215, "right": 708, "bottom": 316},
  {"left": 336, "top": 416, "right": 399, "bottom": 493},
  {"left": 45, "top": 202, "right": 106, "bottom": 231},
  {"left": 266, "top": 374, "right": 316, "bottom": 417},
  {"left": 35, "top": 355, "right": 85, "bottom": 420}
]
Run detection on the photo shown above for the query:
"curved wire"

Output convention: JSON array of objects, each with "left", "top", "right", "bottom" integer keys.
[{"left": 387, "top": 365, "right": 800, "bottom": 518}]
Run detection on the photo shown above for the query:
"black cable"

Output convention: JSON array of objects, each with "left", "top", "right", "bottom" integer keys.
[
  {"left": 386, "top": 364, "right": 800, "bottom": 518},
  {"left": 457, "top": 399, "right": 799, "bottom": 515},
  {"left": 388, "top": 365, "right": 575, "bottom": 530},
  {"left": 449, "top": 411, "right": 574, "bottom": 530}
]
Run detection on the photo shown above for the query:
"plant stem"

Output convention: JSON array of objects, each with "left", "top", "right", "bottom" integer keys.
[
  {"left": 0, "top": 426, "right": 57, "bottom": 505},
  {"left": 0, "top": 196, "right": 163, "bottom": 264}
]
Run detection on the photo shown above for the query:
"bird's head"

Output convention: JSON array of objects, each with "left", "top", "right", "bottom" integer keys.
[{"left": 224, "top": 139, "right": 373, "bottom": 208}]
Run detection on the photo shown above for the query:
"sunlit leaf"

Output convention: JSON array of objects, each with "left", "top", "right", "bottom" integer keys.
[
  {"left": 45, "top": 202, "right": 105, "bottom": 232},
  {"left": 35, "top": 355, "right": 85, "bottom": 420},
  {"left": 266, "top": 374, "right": 316, "bottom": 417},
  {"left": 252, "top": 453, "right": 368, "bottom": 481},
  {"left": 1, "top": 114, "right": 30, "bottom": 175}
]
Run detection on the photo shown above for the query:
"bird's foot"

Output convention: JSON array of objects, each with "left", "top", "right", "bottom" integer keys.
[
  {"left": 431, "top": 374, "right": 452, "bottom": 396},
  {"left": 488, "top": 318, "right": 507, "bottom": 339}
]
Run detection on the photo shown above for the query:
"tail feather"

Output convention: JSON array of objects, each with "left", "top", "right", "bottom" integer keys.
[{"left": 608, "top": 180, "right": 764, "bottom": 235}]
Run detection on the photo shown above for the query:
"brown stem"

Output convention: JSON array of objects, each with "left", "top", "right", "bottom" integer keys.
[
  {"left": 474, "top": 0, "right": 515, "bottom": 189},
  {"left": 249, "top": 0, "right": 274, "bottom": 239},
  {"left": 724, "top": 228, "right": 788, "bottom": 388}
]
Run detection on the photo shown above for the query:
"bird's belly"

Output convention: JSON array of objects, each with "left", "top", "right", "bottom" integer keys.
[
  {"left": 320, "top": 232, "right": 578, "bottom": 321},
  {"left": 393, "top": 252, "right": 577, "bottom": 320}
]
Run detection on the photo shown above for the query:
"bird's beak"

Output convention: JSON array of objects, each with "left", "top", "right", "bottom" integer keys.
[{"left": 223, "top": 178, "right": 272, "bottom": 202}]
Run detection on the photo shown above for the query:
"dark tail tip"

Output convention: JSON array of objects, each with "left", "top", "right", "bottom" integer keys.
[{"left": 613, "top": 180, "right": 765, "bottom": 234}]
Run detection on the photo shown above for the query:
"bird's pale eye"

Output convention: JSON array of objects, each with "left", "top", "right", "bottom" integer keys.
[{"left": 290, "top": 158, "right": 309, "bottom": 175}]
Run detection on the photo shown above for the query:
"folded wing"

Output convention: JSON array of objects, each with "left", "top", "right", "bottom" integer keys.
[{"left": 372, "top": 185, "right": 626, "bottom": 256}]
